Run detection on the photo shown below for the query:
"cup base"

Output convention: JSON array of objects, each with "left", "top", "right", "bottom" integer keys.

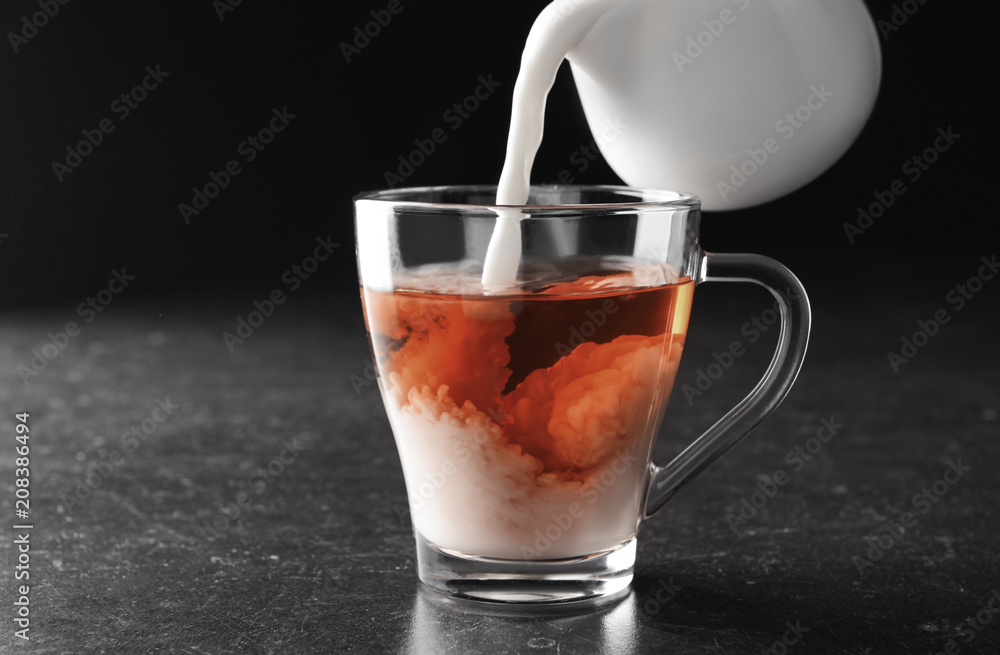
[{"left": 414, "top": 532, "right": 636, "bottom": 605}]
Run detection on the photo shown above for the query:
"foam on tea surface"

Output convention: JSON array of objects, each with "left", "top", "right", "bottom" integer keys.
[{"left": 401, "top": 257, "right": 678, "bottom": 296}]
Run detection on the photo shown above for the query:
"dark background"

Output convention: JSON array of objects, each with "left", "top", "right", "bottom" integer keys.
[
  {"left": 1, "top": 1, "right": 999, "bottom": 653},
  {"left": 0, "top": 0, "right": 994, "bottom": 311}
]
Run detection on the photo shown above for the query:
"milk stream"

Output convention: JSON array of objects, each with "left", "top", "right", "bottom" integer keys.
[
  {"left": 483, "top": 0, "right": 626, "bottom": 290},
  {"left": 482, "top": 0, "right": 881, "bottom": 289}
]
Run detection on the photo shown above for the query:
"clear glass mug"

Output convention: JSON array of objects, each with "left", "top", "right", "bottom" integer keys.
[{"left": 355, "top": 185, "right": 810, "bottom": 605}]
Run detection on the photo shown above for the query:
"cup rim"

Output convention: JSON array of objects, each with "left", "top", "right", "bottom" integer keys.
[{"left": 353, "top": 184, "right": 700, "bottom": 211}]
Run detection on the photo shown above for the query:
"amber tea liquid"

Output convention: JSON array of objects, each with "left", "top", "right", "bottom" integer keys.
[{"left": 362, "top": 262, "right": 693, "bottom": 559}]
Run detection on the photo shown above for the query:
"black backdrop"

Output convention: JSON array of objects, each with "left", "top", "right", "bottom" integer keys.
[{"left": 0, "top": 0, "right": 995, "bottom": 310}]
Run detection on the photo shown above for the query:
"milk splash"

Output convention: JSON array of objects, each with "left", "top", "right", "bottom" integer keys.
[{"left": 482, "top": 0, "right": 625, "bottom": 290}]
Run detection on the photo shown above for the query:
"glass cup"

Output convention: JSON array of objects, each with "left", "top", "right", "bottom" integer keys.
[{"left": 354, "top": 185, "right": 810, "bottom": 605}]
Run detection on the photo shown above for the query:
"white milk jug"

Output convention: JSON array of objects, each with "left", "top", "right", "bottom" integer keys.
[
  {"left": 565, "top": 0, "right": 882, "bottom": 210},
  {"left": 484, "top": 0, "right": 882, "bottom": 286}
]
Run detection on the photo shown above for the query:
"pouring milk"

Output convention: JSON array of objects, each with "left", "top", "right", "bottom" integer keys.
[{"left": 483, "top": 0, "right": 881, "bottom": 288}]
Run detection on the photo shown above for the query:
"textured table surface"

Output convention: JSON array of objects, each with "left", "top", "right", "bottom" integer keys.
[{"left": 1, "top": 283, "right": 998, "bottom": 654}]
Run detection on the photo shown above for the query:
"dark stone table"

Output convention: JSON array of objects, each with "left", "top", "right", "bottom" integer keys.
[{"left": 2, "top": 281, "right": 998, "bottom": 654}]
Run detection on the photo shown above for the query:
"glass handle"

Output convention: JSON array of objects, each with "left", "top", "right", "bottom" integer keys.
[{"left": 643, "top": 252, "right": 812, "bottom": 520}]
